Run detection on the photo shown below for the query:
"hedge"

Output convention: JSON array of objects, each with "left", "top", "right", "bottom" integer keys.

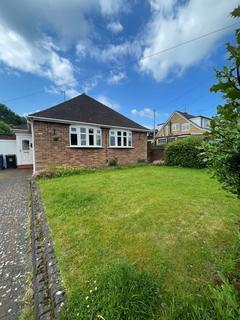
[{"left": 165, "top": 136, "right": 206, "bottom": 168}]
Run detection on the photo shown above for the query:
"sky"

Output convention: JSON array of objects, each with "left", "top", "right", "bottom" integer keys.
[{"left": 0, "top": 0, "right": 239, "bottom": 128}]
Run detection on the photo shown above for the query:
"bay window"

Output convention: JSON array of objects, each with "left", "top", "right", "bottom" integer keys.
[
  {"left": 109, "top": 129, "right": 132, "bottom": 147},
  {"left": 70, "top": 126, "right": 102, "bottom": 147}
]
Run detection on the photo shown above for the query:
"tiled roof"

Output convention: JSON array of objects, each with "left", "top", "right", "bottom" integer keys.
[{"left": 29, "top": 93, "right": 147, "bottom": 131}]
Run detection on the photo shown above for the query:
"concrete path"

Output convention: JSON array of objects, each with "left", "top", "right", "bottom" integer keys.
[{"left": 0, "top": 169, "right": 31, "bottom": 320}]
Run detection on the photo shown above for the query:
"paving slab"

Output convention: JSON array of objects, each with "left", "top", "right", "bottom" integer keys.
[{"left": 0, "top": 169, "right": 31, "bottom": 320}]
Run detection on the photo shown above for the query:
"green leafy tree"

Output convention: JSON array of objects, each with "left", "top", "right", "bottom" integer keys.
[
  {"left": 0, "top": 120, "right": 11, "bottom": 134},
  {"left": 0, "top": 103, "right": 26, "bottom": 126},
  {"left": 204, "top": 6, "right": 240, "bottom": 196}
]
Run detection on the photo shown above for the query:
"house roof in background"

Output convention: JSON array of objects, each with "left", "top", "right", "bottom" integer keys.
[
  {"left": 177, "top": 111, "right": 211, "bottom": 120},
  {"left": 29, "top": 93, "right": 147, "bottom": 131},
  {"left": 14, "top": 123, "right": 28, "bottom": 130}
]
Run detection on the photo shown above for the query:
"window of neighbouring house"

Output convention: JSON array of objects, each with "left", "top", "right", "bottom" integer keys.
[
  {"left": 109, "top": 129, "right": 132, "bottom": 147},
  {"left": 70, "top": 125, "right": 102, "bottom": 147},
  {"left": 202, "top": 118, "right": 210, "bottom": 129},
  {"left": 172, "top": 123, "right": 180, "bottom": 131},
  {"left": 181, "top": 123, "right": 190, "bottom": 131}
]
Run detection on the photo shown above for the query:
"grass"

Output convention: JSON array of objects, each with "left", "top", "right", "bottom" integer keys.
[{"left": 39, "top": 166, "right": 240, "bottom": 319}]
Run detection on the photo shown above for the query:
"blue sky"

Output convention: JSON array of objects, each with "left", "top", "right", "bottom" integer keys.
[{"left": 0, "top": 0, "right": 238, "bottom": 128}]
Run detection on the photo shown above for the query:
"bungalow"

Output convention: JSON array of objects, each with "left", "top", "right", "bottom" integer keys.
[{"left": 19, "top": 93, "right": 147, "bottom": 171}]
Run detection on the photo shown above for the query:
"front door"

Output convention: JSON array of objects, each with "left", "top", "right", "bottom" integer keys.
[
  {"left": 21, "top": 138, "right": 32, "bottom": 164},
  {"left": 18, "top": 136, "right": 33, "bottom": 165}
]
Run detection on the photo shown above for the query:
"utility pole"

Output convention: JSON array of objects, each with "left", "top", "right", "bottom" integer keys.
[{"left": 153, "top": 109, "right": 156, "bottom": 141}]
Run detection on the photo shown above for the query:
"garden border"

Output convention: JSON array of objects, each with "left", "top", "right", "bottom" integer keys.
[{"left": 30, "top": 179, "right": 65, "bottom": 320}]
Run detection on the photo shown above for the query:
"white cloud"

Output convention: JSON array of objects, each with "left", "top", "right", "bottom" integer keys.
[
  {"left": 78, "top": 40, "right": 141, "bottom": 66},
  {"left": 0, "top": 23, "right": 77, "bottom": 94},
  {"left": 96, "top": 94, "right": 120, "bottom": 110},
  {"left": 99, "top": 0, "right": 129, "bottom": 16},
  {"left": 139, "top": 0, "right": 238, "bottom": 81},
  {"left": 0, "top": 0, "right": 130, "bottom": 94},
  {"left": 131, "top": 108, "right": 154, "bottom": 119},
  {"left": 107, "top": 21, "right": 124, "bottom": 33},
  {"left": 107, "top": 71, "right": 126, "bottom": 85}
]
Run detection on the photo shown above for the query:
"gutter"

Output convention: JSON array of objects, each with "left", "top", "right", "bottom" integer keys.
[
  {"left": 30, "top": 120, "right": 36, "bottom": 172},
  {"left": 27, "top": 116, "right": 148, "bottom": 133}
]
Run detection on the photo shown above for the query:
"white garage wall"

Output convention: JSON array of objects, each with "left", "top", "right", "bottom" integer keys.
[{"left": 0, "top": 140, "right": 17, "bottom": 167}]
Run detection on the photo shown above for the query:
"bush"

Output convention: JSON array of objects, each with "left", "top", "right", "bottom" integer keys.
[
  {"left": 36, "top": 165, "right": 98, "bottom": 179},
  {"left": 61, "top": 262, "right": 163, "bottom": 320},
  {"left": 165, "top": 136, "right": 206, "bottom": 168},
  {"left": 108, "top": 157, "right": 118, "bottom": 166}
]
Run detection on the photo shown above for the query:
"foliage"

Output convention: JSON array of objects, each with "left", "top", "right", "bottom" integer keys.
[
  {"left": 0, "top": 103, "right": 26, "bottom": 126},
  {"left": 39, "top": 166, "right": 240, "bottom": 319},
  {"left": 37, "top": 165, "right": 98, "bottom": 179},
  {"left": 61, "top": 262, "right": 163, "bottom": 320},
  {"left": 37, "top": 163, "right": 149, "bottom": 179},
  {"left": 204, "top": 6, "right": 240, "bottom": 196},
  {"left": 108, "top": 157, "right": 118, "bottom": 166},
  {"left": 165, "top": 136, "right": 206, "bottom": 168},
  {"left": 0, "top": 120, "right": 11, "bottom": 134}
]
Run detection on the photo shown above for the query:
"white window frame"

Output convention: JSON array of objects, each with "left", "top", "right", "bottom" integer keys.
[
  {"left": 181, "top": 123, "right": 190, "bottom": 131},
  {"left": 172, "top": 123, "right": 180, "bottom": 131},
  {"left": 69, "top": 125, "right": 102, "bottom": 147},
  {"left": 108, "top": 129, "right": 133, "bottom": 148}
]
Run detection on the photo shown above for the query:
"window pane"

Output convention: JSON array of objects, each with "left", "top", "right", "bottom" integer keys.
[
  {"left": 89, "top": 134, "right": 94, "bottom": 145},
  {"left": 110, "top": 136, "right": 115, "bottom": 146},
  {"left": 128, "top": 133, "right": 132, "bottom": 146},
  {"left": 22, "top": 140, "right": 30, "bottom": 150},
  {"left": 96, "top": 135, "right": 101, "bottom": 146},
  {"left": 71, "top": 134, "right": 78, "bottom": 145},
  {"left": 110, "top": 131, "right": 115, "bottom": 136},
  {"left": 123, "top": 132, "right": 127, "bottom": 136},
  {"left": 71, "top": 127, "right": 77, "bottom": 132},
  {"left": 80, "top": 134, "right": 86, "bottom": 145},
  {"left": 89, "top": 128, "right": 94, "bottom": 134},
  {"left": 117, "top": 136, "right": 122, "bottom": 146},
  {"left": 117, "top": 131, "right": 122, "bottom": 136},
  {"left": 80, "top": 127, "right": 86, "bottom": 133},
  {"left": 123, "top": 136, "right": 127, "bottom": 146}
]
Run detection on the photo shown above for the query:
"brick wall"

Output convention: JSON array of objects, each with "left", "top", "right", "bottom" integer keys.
[{"left": 33, "top": 121, "right": 147, "bottom": 170}]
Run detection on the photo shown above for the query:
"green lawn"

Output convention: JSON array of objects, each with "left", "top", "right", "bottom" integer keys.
[{"left": 39, "top": 166, "right": 240, "bottom": 319}]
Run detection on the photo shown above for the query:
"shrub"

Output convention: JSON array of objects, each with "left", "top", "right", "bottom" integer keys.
[
  {"left": 37, "top": 165, "right": 97, "bottom": 179},
  {"left": 61, "top": 262, "right": 163, "bottom": 320},
  {"left": 108, "top": 157, "right": 118, "bottom": 166},
  {"left": 165, "top": 136, "right": 206, "bottom": 168}
]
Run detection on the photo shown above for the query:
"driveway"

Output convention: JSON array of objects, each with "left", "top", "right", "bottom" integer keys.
[{"left": 0, "top": 169, "right": 31, "bottom": 320}]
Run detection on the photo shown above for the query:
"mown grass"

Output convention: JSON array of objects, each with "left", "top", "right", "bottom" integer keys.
[{"left": 39, "top": 166, "right": 240, "bottom": 319}]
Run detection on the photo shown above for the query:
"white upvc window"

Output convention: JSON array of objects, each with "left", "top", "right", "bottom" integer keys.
[
  {"left": 70, "top": 125, "right": 102, "bottom": 147},
  {"left": 181, "top": 123, "right": 190, "bottom": 131},
  {"left": 172, "top": 123, "right": 180, "bottom": 131},
  {"left": 109, "top": 129, "right": 132, "bottom": 148}
]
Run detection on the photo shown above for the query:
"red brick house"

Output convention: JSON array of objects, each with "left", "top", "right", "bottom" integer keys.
[{"left": 27, "top": 94, "right": 148, "bottom": 171}]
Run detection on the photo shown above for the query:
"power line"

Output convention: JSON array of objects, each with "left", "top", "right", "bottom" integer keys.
[
  {"left": 1, "top": 22, "right": 238, "bottom": 104},
  {"left": 2, "top": 90, "right": 45, "bottom": 103},
  {"left": 78, "top": 22, "right": 239, "bottom": 83}
]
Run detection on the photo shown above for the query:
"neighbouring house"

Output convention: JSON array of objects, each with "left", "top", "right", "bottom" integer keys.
[
  {"left": 22, "top": 93, "right": 147, "bottom": 171},
  {"left": 155, "top": 111, "right": 211, "bottom": 144}
]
